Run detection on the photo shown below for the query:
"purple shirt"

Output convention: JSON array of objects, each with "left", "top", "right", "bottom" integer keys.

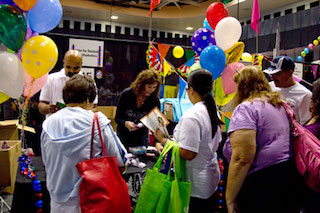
[
  {"left": 223, "top": 100, "right": 293, "bottom": 174},
  {"left": 305, "top": 121, "right": 320, "bottom": 140}
]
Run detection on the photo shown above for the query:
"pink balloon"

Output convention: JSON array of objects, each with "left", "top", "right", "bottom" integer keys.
[
  {"left": 221, "top": 62, "right": 245, "bottom": 94},
  {"left": 23, "top": 71, "right": 48, "bottom": 97},
  {"left": 308, "top": 43, "right": 314, "bottom": 50}
]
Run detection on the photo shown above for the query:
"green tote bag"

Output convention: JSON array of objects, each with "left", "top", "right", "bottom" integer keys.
[
  {"left": 135, "top": 141, "right": 191, "bottom": 213},
  {"left": 134, "top": 141, "right": 176, "bottom": 213}
]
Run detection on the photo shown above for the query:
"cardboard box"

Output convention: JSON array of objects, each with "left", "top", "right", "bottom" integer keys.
[
  {"left": 97, "top": 106, "right": 118, "bottom": 132},
  {"left": 0, "top": 120, "right": 35, "bottom": 140},
  {"left": 0, "top": 140, "right": 22, "bottom": 194},
  {"left": 163, "top": 102, "right": 174, "bottom": 121}
]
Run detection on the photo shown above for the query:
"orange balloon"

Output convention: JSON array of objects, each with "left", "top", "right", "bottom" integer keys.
[{"left": 13, "top": 0, "right": 37, "bottom": 11}]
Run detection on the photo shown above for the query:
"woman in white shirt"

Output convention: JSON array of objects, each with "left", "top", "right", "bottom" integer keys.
[{"left": 154, "top": 69, "right": 223, "bottom": 212}]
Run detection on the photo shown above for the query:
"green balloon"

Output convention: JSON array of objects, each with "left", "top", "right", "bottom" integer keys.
[
  {"left": 317, "top": 36, "right": 320, "bottom": 42},
  {"left": 0, "top": 5, "right": 27, "bottom": 51},
  {"left": 301, "top": 51, "right": 306, "bottom": 57},
  {"left": 220, "top": 0, "right": 233, "bottom": 4}
]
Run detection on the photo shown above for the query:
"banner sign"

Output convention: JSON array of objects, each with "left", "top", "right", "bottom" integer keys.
[{"left": 69, "top": 38, "right": 104, "bottom": 67}]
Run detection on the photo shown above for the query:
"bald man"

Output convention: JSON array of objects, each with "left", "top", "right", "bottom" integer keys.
[{"left": 39, "top": 50, "right": 98, "bottom": 117}]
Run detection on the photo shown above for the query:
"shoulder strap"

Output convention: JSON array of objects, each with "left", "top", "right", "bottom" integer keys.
[
  {"left": 90, "top": 113, "right": 107, "bottom": 159},
  {"left": 282, "top": 102, "right": 296, "bottom": 121}
]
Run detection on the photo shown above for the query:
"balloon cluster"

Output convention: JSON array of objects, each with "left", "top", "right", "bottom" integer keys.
[
  {"left": 190, "top": 2, "right": 242, "bottom": 81},
  {"left": 0, "top": 0, "right": 62, "bottom": 101},
  {"left": 297, "top": 36, "right": 320, "bottom": 62}
]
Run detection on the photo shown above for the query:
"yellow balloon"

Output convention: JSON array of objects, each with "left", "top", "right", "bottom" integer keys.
[
  {"left": 241, "top": 52, "right": 253, "bottom": 62},
  {"left": 0, "top": 91, "right": 10, "bottom": 104},
  {"left": 21, "top": 35, "right": 58, "bottom": 79},
  {"left": 313, "top": 40, "right": 319, "bottom": 46},
  {"left": 213, "top": 77, "right": 235, "bottom": 106},
  {"left": 173, "top": 46, "right": 184, "bottom": 58}
]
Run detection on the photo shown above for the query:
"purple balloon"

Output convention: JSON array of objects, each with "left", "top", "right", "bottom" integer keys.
[{"left": 191, "top": 28, "right": 216, "bottom": 55}]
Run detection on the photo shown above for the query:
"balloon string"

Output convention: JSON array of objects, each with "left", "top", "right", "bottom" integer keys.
[{"left": 20, "top": 79, "right": 35, "bottom": 149}]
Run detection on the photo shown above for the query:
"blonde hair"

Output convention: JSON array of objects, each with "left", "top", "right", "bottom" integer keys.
[{"left": 233, "top": 66, "right": 282, "bottom": 108}]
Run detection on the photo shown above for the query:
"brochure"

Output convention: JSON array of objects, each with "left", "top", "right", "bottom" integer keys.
[{"left": 140, "top": 107, "right": 170, "bottom": 138}]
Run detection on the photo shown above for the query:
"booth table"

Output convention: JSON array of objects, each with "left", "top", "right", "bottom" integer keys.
[{"left": 11, "top": 156, "right": 158, "bottom": 213}]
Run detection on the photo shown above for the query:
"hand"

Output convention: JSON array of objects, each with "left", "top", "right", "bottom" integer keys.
[
  {"left": 49, "top": 104, "right": 61, "bottom": 113},
  {"left": 153, "top": 129, "right": 166, "bottom": 144},
  {"left": 125, "top": 121, "right": 138, "bottom": 132},
  {"left": 155, "top": 142, "right": 163, "bottom": 154},
  {"left": 227, "top": 200, "right": 239, "bottom": 213}
]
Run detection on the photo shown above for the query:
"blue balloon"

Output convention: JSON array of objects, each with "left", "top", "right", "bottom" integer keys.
[
  {"left": 27, "top": 0, "right": 62, "bottom": 33},
  {"left": 203, "top": 18, "right": 214, "bottom": 32},
  {"left": 200, "top": 45, "right": 226, "bottom": 80},
  {"left": 191, "top": 28, "right": 216, "bottom": 56},
  {"left": 304, "top": 48, "right": 309, "bottom": 54},
  {"left": 297, "top": 56, "right": 302, "bottom": 61}
]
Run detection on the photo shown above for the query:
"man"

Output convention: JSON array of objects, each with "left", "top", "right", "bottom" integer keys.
[
  {"left": 264, "top": 55, "right": 312, "bottom": 125},
  {"left": 39, "top": 50, "right": 98, "bottom": 117}
]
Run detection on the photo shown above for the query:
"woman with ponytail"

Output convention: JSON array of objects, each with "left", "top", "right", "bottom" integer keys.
[{"left": 154, "top": 69, "right": 223, "bottom": 212}]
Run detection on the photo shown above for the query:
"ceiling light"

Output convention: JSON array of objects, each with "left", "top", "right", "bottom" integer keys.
[
  {"left": 186, "top": 27, "right": 193, "bottom": 30},
  {"left": 111, "top": 16, "right": 118, "bottom": 20}
]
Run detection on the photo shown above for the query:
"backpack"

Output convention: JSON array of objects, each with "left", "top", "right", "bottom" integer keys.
[{"left": 283, "top": 102, "right": 320, "bottom": 192}]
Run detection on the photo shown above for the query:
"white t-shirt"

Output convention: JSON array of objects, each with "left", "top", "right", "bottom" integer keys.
[
  {"left": 39, "top": 68, "right": 98, "bottom": 117},
  {"left": 269, "top": 81, "right": 312, "bottom": 125},
  {"left": 174, "top": 101, "right": 222, "bottom": 199}
]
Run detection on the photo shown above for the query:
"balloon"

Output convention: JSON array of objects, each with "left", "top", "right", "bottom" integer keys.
[
  {"left": 173, "top": 46, "right": 184, "bottom": 58},
  {"left": 206, "top": 2, "right": 228, "bottom": 30},
  {"left": 304, "top": 48, "right": 309, "bottom": 54},
  {"left": 0, "top": 91, "right": 10, "bottom": 104},
  {"left": 17, "top": 27, "right": 38, "bottom": 59},
  {"left": 241, "top": 52, "right": 252, "bottom": 62},
  {"left": 203, "top": 18, "right": 214, "bottom": 32},
  {"left": 21, "top": 35, "right": 58, "bottom": 79},
  {"left": 215, "top": 17, "right": 242, "bottom": 51},
  {"left": 221, "top": 62, "right": 244, "bottom": 94},
  {"left": 189, "top": 62, "right": 201, "bottom": 75},
  {"left": 0, "top": 52, "right": 25, "bottom": 98},
  {"left": 191, "top": 28, "right": 216, "bottom": 56},
  {"left": 23, "top": 71, "right": 47, "bottom": 98},
  {"left": 27, "top": 0, "right": 62, "bottom": 33},
  {"left": 221, "top": 0, "right": 233, "bottom": 3},
  {"left": 213, "top": 76, "right": 235, "bottom": 106},
  {"left": 318, "top": 36, "right": 320, "bottom": 42},
  {"left": 313, "top": 40, "right": 319, "bottom": 46},
  {"left": 308, "top": 43, "right": 314, "bottom": 50},
  {"left": 200, "top": 45, "right": 226, "bottom": 80},
  {"left": 297, "top": 56, "right": 302, "bottom": 61},
  {"left": 0, "top": 0, "right": 16, "bottom": 6},
  {"left": 0, "top": 5, "right": 27, "bottom": 51},
  {"left": 301, "top": 51, "right": 306, "bottom": 57},
  {"left": 13, "top": 0, "right": 37, "bottom": 11}
]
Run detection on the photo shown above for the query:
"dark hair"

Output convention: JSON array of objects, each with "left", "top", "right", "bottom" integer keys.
[
  {"left": 131, "top": 70, "right": 161, "bottom": 98},
  {"left": 188, "top": 69, "right": 223, "bottom": 138},
  {"left": 63, "top": 75, "right": 96, "bottom": 104},
  {"left": 311, "top": 79, "right": 320, "bottom": 122}
]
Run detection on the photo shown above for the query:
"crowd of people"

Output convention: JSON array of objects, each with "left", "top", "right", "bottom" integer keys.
[{"left": 21, "top": 49, "right": 319, "bottom": 212}]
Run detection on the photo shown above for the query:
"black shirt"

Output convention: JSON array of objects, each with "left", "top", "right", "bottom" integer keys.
[{"left": 115, "top": 87, "right": 160, "bottom": 148}]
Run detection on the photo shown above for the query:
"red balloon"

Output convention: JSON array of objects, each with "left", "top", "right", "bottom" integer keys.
[{"left": 206, "top": 2, "right": 229, "bottom": 30}]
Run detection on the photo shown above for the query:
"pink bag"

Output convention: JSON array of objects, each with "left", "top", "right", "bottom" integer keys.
[{"left": 283, "top": 102, "right": 320, "bottom": 192}]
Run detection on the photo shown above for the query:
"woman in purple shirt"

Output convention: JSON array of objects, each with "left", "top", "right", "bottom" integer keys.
[
  {"left": 305, "top": 78, "right": 320, "bottom": 139},
  {"left": 223, "top": 66, "right": 307, "bottom": 213}
]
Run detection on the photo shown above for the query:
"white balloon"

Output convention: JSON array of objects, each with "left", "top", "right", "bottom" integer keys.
[
  {"left": 215, "top": 17, "right": 242, "bottom": 51},
  {"left": 0, "top": 52, "right": 25, "bottom": 99}
]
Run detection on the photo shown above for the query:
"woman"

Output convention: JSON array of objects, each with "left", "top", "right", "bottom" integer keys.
[
  {"left": 41, "top": 75, "right": 127, "bottom": 213},
  {"left": 305, "top": 78, "right": 320, "bottom": 138},
  {"left": 115, "top": 69, "right": 161, "bottom": 148},
  {"left": 223, "top": 66, "right": 307, "bottom": 213},
  {"left": 154, "top": 69, "right": 223, "bottom": 212}
]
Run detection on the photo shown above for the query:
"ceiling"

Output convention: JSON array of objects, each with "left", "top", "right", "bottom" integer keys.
[{"left": 61, "top": 0, "right": 302, "bottom": 33}]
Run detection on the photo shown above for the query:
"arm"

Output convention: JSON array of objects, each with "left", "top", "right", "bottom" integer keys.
[
  {"left": 38, "top": 101, "right": 60, "bottom": 115},
  {"left": 226, "top": 129, "right": 256, "bottom": 213}
]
